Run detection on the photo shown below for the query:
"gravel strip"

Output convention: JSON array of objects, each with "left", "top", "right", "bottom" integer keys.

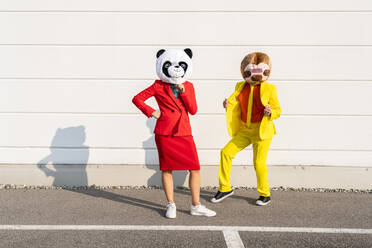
[{"left": 0, "top": 184, "right": 371, "bottom": 193}]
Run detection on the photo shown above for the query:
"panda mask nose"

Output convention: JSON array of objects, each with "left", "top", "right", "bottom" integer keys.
[{"left": 174, "top": 65, "right": 180, "bottom": 68}]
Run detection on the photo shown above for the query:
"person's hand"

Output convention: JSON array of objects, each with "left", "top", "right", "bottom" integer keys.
[
  {"left": 223, "top": 99, "right": 229, "bottom": 108},
  {"left": 264, "top": 105, "right": 271, "bottom": 116},
  {"left": 176, "top": 84, "right": 185, "bottom": 93},
  {"left": 151, "top": 111, "right": 161, "bottom": 119}
]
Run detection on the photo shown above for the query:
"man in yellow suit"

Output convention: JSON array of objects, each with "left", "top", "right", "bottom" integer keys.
[{"left": 211, "top": 52, "right": 281, "bottom": 206}]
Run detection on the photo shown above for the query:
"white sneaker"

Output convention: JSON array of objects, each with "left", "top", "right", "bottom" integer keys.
[
  {"left": 190, "top": 204, "right": 216, "bottom": 217},
  {"left": 165, "top": 203, "right": 176, "bottom": 219}
]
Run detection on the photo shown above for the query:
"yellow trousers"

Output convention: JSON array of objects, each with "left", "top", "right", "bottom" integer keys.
[{"left": 218, "top": 123, "right": 272, "bottom": 197}]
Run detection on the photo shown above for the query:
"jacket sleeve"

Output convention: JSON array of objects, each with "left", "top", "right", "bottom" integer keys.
[
  {"left": 269, "top": 85, "right": 281, "bottom": 121},
  {"left": 225, "top": 82, "right": 242, "bottom": 112},
  {"left": 179, "top": 82, "right": 198, "bottom": 115},
  {"left": 132, "top": 83, "right": 157, "bottom": 118}
]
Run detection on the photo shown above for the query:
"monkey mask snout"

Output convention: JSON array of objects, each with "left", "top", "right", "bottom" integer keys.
[
  {"left": 251, "top": 74, "right": 263, "bottom": 82},
  {"left": 243, "top": 64, "right": 271, "bottom": 83},
  {"left": 250, "top": 68, "right": 264, "bottom": 81}
]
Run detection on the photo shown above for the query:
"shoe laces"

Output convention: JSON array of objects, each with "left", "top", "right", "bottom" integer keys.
[{"left": 167, "top": 203, "right": 176, "bottom": 208}]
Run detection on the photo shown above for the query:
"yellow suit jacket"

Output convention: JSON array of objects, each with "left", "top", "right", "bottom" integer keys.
[{"left": 226, "top": 81, "right": 281, "bottom": 140}]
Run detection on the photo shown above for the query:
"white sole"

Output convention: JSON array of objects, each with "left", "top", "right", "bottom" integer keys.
[
  {"left": 190, "top": 212, "right": 216, "bottom": 217},
  {"left": 256, "top": 200, "right": 271, "bottom": 206},
  {"left": 210, "top": 191, "right": 234, "bottom": 203}
]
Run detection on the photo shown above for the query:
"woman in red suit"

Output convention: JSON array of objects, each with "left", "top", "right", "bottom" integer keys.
[{"left": 132, "top": 48, "right": 216, "bottom": 218}]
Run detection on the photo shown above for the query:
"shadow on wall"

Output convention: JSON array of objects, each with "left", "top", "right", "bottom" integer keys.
[
  {"left": 37, "top": 125, "right": 89, "bottom": 186},
  {"left": 36, "top": 121, "right": 187, "bottom": 188},
  {"left": 144, "top": 117, "right": 188, "bottom": 187}
]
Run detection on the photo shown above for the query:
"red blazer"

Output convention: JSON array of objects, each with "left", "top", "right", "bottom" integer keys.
[{"left": 132, "top": 80, "right": 197, "bottom": 136}]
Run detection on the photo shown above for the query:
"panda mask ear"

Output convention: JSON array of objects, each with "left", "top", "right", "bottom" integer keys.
[
  {"left": 156, "top": 49, "right": 166, "bottom": 58},
  {"left": 184, "top": 48, "right": 193, "bottom": 59}
]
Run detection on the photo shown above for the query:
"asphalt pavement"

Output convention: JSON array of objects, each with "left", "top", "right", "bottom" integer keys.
[{"left": 0, "top": 188, "right": 371, "bottom": 247}]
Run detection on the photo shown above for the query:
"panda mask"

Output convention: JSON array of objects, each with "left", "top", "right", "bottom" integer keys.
[{"left": 156, "top": 48, "right": 193, "bottom": 85}]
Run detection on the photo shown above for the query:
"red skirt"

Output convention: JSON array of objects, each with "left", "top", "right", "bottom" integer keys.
[{"left": 155, "top": 135, "right": 200, "bottom": 171}]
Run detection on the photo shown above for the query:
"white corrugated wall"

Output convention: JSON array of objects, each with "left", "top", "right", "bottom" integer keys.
[{"left": 1, "top": 0, "right": 371, "bottom": 188}]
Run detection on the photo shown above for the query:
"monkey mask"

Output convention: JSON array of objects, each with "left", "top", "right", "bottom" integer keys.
[{"left": 240, "top": 52, "right": 272, "bottom": 85}]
